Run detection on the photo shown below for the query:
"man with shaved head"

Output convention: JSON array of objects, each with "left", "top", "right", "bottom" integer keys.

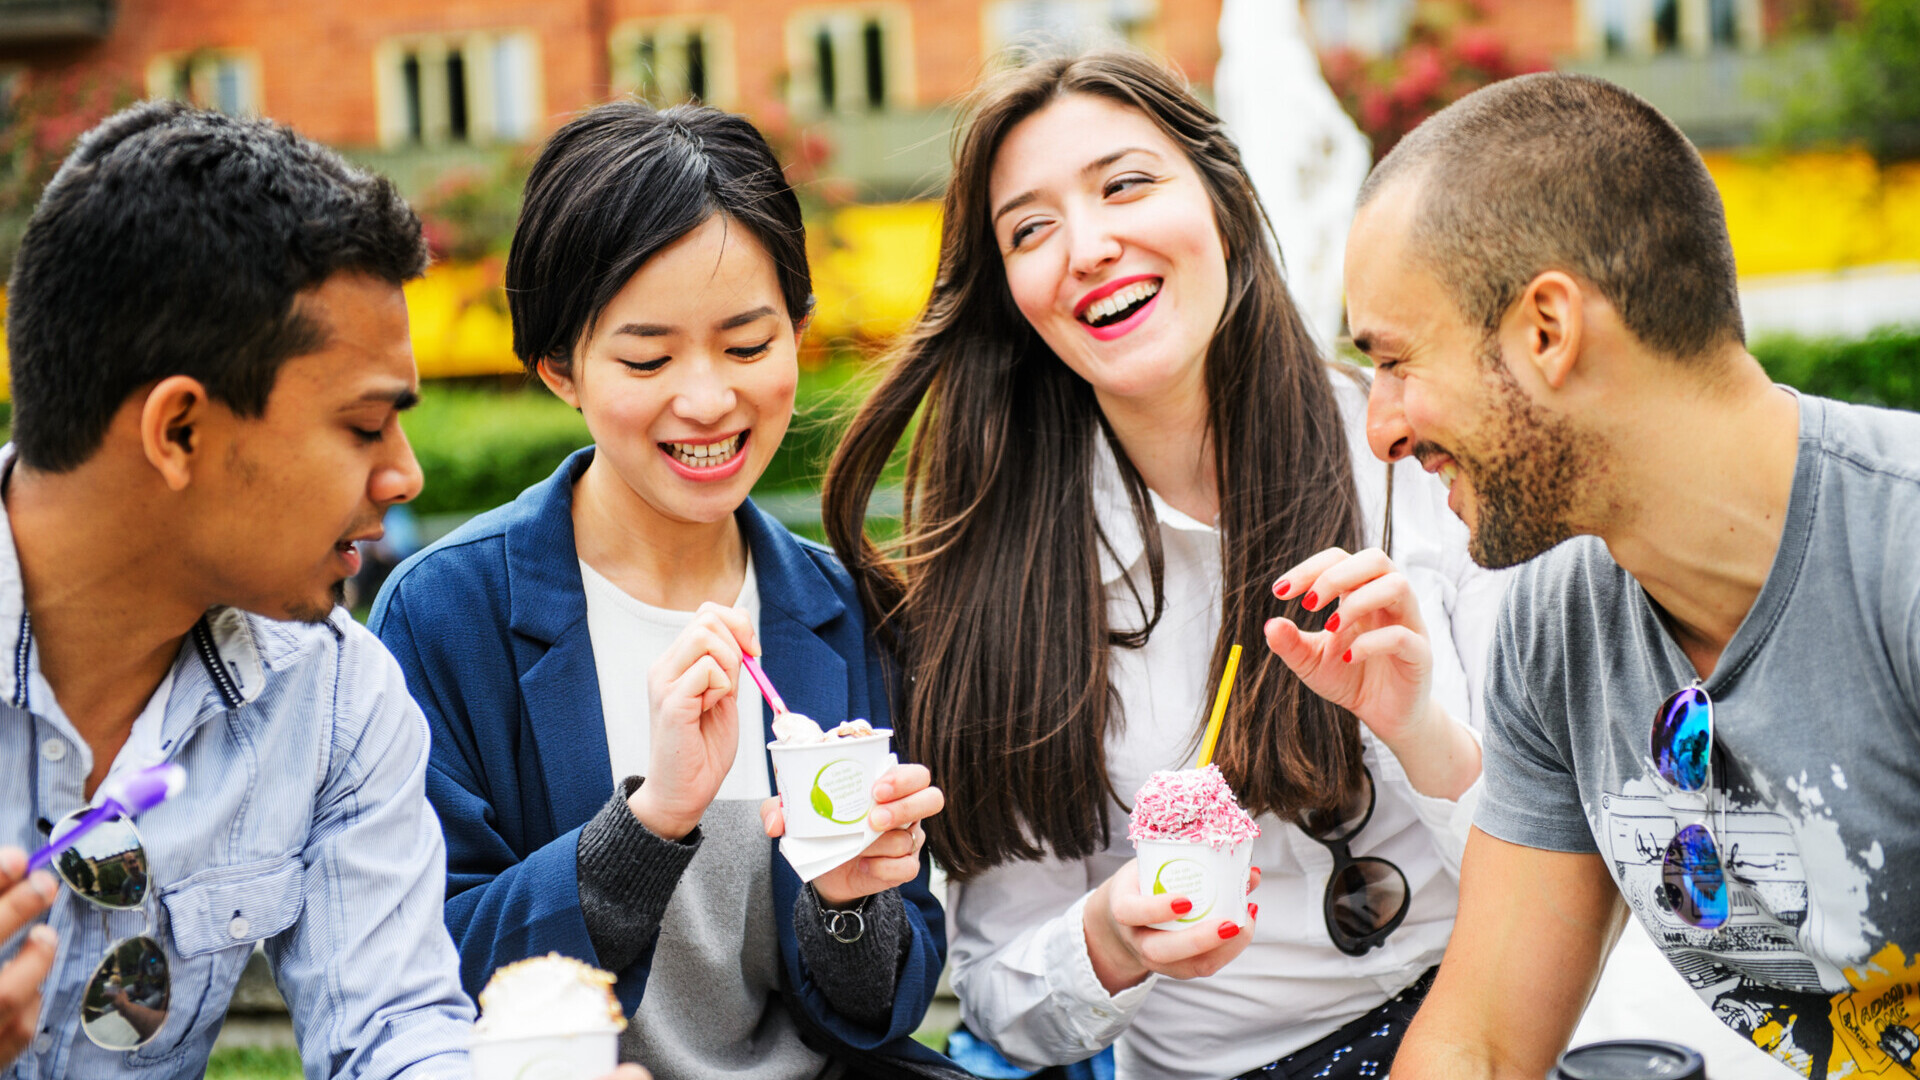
[{"left": 1343, "top": 73, "right": 1920, "bottom": 1078}]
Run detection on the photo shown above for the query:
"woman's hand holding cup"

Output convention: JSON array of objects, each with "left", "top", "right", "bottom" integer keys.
[
  {"left": 628, "top": 602, "right": 759, "bottom": 841},
  {"left": 759, "top": 764, "right": 946, "bottom": 907},
  {"left": 1082, "top": 860, "right": 1262, "bottom": 996},
  {"left": 1265, "top": 546, "right": 1479, "bottom": 799}
]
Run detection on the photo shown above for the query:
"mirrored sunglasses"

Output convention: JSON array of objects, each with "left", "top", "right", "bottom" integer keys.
[
  {"left": 1650, "top": 684, "right": 1729, "bottom": 929},
  {"left": 46, "top": 808, "right": 170, "bottom": 1051}
]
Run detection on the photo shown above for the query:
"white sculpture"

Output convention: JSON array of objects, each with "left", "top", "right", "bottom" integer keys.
[{"left": 1215, "top": 0, "right": 1373, "bottom": 353}]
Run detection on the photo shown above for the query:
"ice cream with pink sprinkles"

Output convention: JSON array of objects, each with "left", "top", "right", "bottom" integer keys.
[{"left": 1128, "top": 763, "right": 1261, "bottom": 850}]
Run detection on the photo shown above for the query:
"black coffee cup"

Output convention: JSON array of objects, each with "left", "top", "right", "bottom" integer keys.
[{"left": 1549, "top": 1040, "right": 1707, "bottom": 1080}]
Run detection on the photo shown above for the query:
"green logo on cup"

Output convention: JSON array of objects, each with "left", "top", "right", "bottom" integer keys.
[
  {"left": 810, "top": 760, "right": 869, "bottom": 824},
  {"left": 1151, "top": 858, "right": 1211, "bottom": 921}
]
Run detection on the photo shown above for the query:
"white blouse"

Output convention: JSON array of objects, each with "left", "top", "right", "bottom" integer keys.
[{"left": 946, "top": 374, "right": 1512, "bottom": 1080}]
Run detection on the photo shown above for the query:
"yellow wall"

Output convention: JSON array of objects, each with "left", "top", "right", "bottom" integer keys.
[
  {"left": 1704, "top": 151, "right": 1920, "bottom": 278},
  {"left": 404, "top": 259, "right": 520, "bottom": 378}
]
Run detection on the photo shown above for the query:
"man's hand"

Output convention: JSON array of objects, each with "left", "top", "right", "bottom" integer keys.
[
  {"left": 0, "top": 846, "right": 60, "bottom": 1066},
  {"left": 1392, "top": 829, "right": 1623, "bottom": 1079},
  {"left": 594, "top": 1067, "right": 650, "bottom": 1079},
  {"left": 629, "top": 603, "right": 758, "bottom": 841}
]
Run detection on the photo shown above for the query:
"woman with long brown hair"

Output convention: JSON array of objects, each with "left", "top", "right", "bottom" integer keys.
[{"left": 822, "top": 49, "right": 1507, "bottom": 1080}]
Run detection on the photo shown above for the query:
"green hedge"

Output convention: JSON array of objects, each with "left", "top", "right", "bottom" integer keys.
[
  {"left": 401, "top": 384, "right": 590, "bottom": 516},
  {"left": 1751, "top": 327, "right": 1920, "bottom": 412}
]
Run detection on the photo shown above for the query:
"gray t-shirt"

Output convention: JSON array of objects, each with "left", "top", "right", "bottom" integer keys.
[{"left": 1477, "top": 392, "right": 1920, "bottom": 1080}]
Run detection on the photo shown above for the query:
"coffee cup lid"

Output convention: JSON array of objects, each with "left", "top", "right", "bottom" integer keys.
[{"left": 1552, "top": 1040, "right": 1706, "bottom": 1080}]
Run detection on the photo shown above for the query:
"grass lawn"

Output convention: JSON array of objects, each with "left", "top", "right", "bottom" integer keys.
[{"left": 206, "top": 1047, "right": 303, "bottom": 1079}]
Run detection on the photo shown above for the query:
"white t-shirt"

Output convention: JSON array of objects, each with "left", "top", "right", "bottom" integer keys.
[{"left": 579, "top": 556, "right": 769, "bottom": 802}]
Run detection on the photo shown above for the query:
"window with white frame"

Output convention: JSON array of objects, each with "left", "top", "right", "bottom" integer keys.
[
  {"left": 1301, "top": 0, "right": 1414, "bottom": 57},
  {"left": 983, "top": 0, "right": 1159, "bottom": 56},
  {"left": 147, "top": 50, "right": 261, "bottom": 115},
  {"left": 375, "top": 32, "right": 541, "bottom": 148},
  {"left": 786, "top": 6, "right": 912, "bottom": 116},
  {"left": 610, "top": 18, "right": 734, "bottom": 107},
  {"left": 1582, "top": 0, "right": 1761, "bottom": 56}
]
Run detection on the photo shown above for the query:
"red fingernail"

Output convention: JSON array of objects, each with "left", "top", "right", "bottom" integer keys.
[
  {"left": 1325, "top": 612, "right": 1340, "bottom": 633},
  {"left": 1273, "top": 578, "right": 1290, "bottom": 598},
  {"left": 1171, "top": 898, "right": 1193, "bottom": 915},
  {"left": 1343, "top": 649, "right": 1353, "bottom": 663},
  {"left": 1249, "top": 904, "right": 1259, "bottom": 919},
  {"left": 1217, "top": 922, "right": 1240, "bottom": 939},
  {"left": 1303, "top": 591, "right": 1319, "bottom": 610}
]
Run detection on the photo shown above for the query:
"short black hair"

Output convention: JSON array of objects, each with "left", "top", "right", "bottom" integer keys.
[
  {"left": 7, "top": 99, "right": 428, "bottom": 472},
  {"left": 507, "top": 100, "right": 812, "bottom": 372},
  {"left": 1358, "top": 72, "right": 1744, "bottom": 360}
]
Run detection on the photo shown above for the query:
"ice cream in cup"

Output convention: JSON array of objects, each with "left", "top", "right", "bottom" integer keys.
[
  {"left": 766, "top": 716, "right": 894, "bottom": 838},
  {"left": 1129, "top": 764, "right": 1260, "bottom": 932},
  {"left": 470, "top": 953, "right": 625, "bottom": 1080}
]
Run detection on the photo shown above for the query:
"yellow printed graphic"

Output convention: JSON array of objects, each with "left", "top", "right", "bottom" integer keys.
[{"left": 1827, "top": 942, "right": 1920, "bottom": 1078}]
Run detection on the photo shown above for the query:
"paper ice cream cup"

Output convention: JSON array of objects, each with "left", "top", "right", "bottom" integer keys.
[
  {"left": 1133, "top": 837, "right": 1254, "bottom": 932},
  {"left": 469, "top": 1030, "right": 618, "bottom": 1080},
  {"left": 766, "top": 729, "right": 894, "bottom": 838}
]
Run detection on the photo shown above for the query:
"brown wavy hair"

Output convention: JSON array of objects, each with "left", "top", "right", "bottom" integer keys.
[{"left": 822, "top": 49, "right": 1365, "bottom": 880}]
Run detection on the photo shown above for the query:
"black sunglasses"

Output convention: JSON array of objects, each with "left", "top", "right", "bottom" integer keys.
[
  {"left": 1300, "top": 764, "right": 1410, "bottom": 957},
  {"left": 46, "top": 808, "right": 172, "bottom": 1050}
]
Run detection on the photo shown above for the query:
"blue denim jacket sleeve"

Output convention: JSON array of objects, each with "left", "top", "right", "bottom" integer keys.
[
  {"left": 371, "top": 561, "right": 613, "bottom": 1003},
  {"left": 262, "top": 625, "right": 477, "bottom": 1079}
]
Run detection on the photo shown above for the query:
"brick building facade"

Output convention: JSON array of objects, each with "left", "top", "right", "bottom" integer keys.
[{"left": 0, "top": 0, "right": 1225, "bottom": 152}]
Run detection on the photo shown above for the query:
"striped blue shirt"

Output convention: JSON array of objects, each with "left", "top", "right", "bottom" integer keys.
[{"left": 0, "top": 449, "right": 474, "bottom": 1079}]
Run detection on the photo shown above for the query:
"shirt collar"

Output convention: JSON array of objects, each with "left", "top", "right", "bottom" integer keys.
[
  {"left": 1091, "top": 434, "right": 1218, "bottom": 586},
  {"left": 0, "top": 443, "right": 271, "bottom": 712}
]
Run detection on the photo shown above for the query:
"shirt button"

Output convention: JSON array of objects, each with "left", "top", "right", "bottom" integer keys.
[
  {"left": 33, "top": 1031, "right": 50, "bottom": 1053},
  {"left": 40, "top": 738, "right": 66, "bottom": 762},
  {"left": 228, "top": 915, "right": 251, "bottom": 939}
]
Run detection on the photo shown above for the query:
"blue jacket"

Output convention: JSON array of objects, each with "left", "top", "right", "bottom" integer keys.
[{"left": 368, "top": 448, "right": 958, "bottom": 1077}]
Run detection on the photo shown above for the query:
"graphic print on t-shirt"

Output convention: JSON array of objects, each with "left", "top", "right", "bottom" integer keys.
[{"left": 1600, "top": 782, "right": 1919, "bottom": 1078}]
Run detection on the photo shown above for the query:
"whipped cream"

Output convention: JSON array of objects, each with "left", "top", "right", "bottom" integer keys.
[
  {"left": 474, "top": 953, "right": 626, "bottom": 1040},
  {"left": 771, "top": 711, "right": 825, "bottom": 744},
  {"left": 770, "top": 714, "right": 876, "bottom": 745}
]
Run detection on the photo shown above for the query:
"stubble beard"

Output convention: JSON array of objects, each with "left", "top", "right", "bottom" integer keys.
[
  {"left": 283, "top": 579, "right": 346, "bottom": 625},
  {"left": 1453, "top": 339, "right": 1595, "bottom": 570}
]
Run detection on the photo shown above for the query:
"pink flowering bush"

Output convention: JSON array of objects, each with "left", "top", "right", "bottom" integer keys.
[{"left": 1320, "top": 0, "right": 1547, "bottom": 161}]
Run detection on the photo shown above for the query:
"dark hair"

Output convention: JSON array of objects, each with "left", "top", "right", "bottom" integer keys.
[
  {"left": 7, "top": 100, "right": 428, "bottom": 473},
  {"left": 822, "top": 49, "right": 1365, "bottom": 880},
  {"left": 1358, "top": 72, "right": 1744, "bottom": 359},
  {"left": 507, "top": 101, "right": 812, "bottom": 372}
]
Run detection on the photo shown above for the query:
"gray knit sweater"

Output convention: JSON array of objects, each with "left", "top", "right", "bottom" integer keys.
[{"left": 575, "top": 777, "right": 911, "bottom": 1076}]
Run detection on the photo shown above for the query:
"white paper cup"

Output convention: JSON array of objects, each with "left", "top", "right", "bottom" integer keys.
[
  {"left": 469, "top": 1030, "right": 618, "bottom": 1080},
  {"left": 766, "top": 729, "right": 894, "bottom": 838},
  {"left": 1132, "top": 837, "right": 1254, "bottom": 932}
]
